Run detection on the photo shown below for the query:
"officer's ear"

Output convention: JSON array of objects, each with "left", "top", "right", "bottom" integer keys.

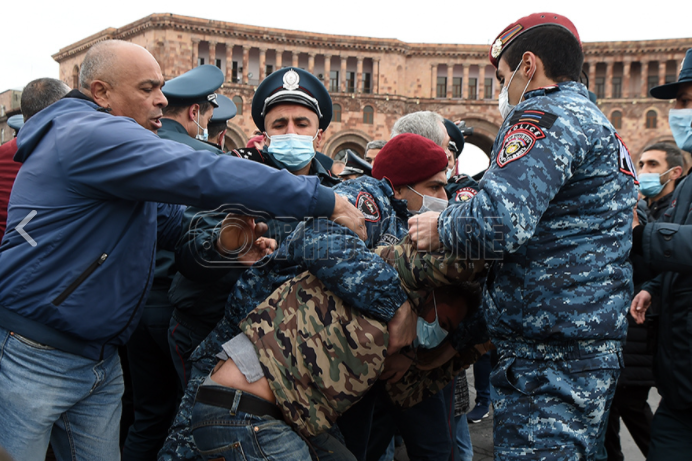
[
  {"left": 520, "top": 51, "right": 537, "bottom": 80},
  {"left": 314, "top": 129, "right": 324, "bottom": 150},
  {"left": 188, "top": 104, "right": 200, "bottom": 122},
  {"left": 671, "top": 165, "right": 684, "bottom": 181}
]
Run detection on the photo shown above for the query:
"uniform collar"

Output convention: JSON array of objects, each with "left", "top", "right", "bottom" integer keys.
[
  {"left": 524, "top": 81, "right": 588, "bottom": 100},
  {"left": 159, "top": 118, "right": 188, "bottom": 134}
]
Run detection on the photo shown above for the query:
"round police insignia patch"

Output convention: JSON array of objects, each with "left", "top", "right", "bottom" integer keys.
[
  {"left": 497, "top": 122, "right": 545, "bottom": 168},
  {"left": 356, "top": 192, "right": 381, "bottom": 222},
  {"left": 454, "top": 187, "right": 477, "bottom": 202}
]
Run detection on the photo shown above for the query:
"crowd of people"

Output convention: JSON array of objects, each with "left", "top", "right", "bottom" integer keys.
[{"left": 0, "top": 10, "right": 690, "bottom": 461}]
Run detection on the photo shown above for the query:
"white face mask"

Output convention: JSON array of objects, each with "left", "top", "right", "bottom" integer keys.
[
  {"left": 407, "top": 186, "right": 449, "bottom": 214},
  {"left": 498, "top": 60, "right": 535, "bottom": 120}
]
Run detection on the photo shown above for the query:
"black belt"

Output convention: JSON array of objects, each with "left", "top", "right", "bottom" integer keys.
[{"left": 195, "top": 385, "right": 284, "bottom": 420}]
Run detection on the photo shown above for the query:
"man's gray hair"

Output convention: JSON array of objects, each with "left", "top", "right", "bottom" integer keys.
[
  {"left": 390, "top": 111, "right": 445, "bottom": 146},
  {"left": 366, "top": 140, "right": 387, "bottom": 151},
  {"left": 20, "top": 78, "right": 71, "bottom": 122},
  {"left": 79, "top": 40, "right": 128, "bottom": 90}
]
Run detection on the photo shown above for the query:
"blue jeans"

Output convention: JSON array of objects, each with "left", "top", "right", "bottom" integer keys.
[
  {"left": 191, "top": 386, "right": 356, "bottom": 461},
  {"left": 0, "top": 326, "right": 124, "bottom": 461},
  {"left": 453, "top": 414, "right": 473, "bottom": 461}
]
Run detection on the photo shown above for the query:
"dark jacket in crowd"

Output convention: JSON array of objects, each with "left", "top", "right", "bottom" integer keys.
[{"left": 637, "top": 174, "right": 692, "bottom": 408}]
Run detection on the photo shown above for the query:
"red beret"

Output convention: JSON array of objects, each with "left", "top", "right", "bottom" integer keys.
[
  {"left": 489, "top": 12, "right": 581, "bottom": 68},
  {"left": 372, "top": 133, "right": 448, "bottom": 188}
]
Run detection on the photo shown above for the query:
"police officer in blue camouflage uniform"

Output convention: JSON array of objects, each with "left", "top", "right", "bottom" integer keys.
[{"left": 410, "top": 12, "right": 638, "bottom": 460}]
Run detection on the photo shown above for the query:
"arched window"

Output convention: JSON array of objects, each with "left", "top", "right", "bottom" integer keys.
[
  {"left": 72, "top": 65, "right": 80, "bottom": 89},
  {"left": 363, "top": 105, "right": 374, "bottom": 124},
  {"left": 610, "top": 110, "right": 622, "bottom": 130},
  {"left": 646, "top": 110, "right": 657, "bottom": 129},
  {"left": 333, "top": 104, "right": 342, "bottom": 123},
  {"left": 232, "top": 96, "right": 243, "bottom": 116}
]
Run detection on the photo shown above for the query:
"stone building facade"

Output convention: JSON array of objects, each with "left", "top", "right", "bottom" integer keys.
[
  {"left": 52, "top": 13, "right": 692, "bottom": 164},
  {"left": 0, "top": 89, "right": 22, "bottom": 146}
]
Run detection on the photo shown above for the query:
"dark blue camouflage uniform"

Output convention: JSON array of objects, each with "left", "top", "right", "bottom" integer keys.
[
  {"left": 437, "top": 81, "right": 638, "bottom": 459},
  {"left": 158, "top": 207, "right": 408, "bottom": 459}
]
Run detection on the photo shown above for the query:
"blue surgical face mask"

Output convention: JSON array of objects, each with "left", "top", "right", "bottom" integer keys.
[
  {"left": 265, "top": 132, "right": 317, "bottom": 171},
  {"left": 413, "top": 292, "right": 449, "bottom": 349},
  {"left": 194, "top": 113, "right": 208, "bottom": 142},
  {"left": 638, "top": 168, "right": 674, "bottom": 198},
  {"left": 407, "top": 186, "right": 449, "bottom": 214},
  {"left": 669, "top": 108, "right": 692, "bottom": 152}
]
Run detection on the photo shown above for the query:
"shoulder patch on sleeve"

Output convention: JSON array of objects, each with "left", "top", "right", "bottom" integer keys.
[
  {"left": 454, "top": 187, "right": 477, "bottom": 202},
  {"left": 615, "top": 134, "right": 639, "bottom": 185},
  {"left": 509, "top": 110, "right": 558, "bottom": 129},
  {"left": 356, "top": 192, "right": 381, "bottom": 222},
  {"left": 497, "top": 122, "right": 545, "bottom": 168}
]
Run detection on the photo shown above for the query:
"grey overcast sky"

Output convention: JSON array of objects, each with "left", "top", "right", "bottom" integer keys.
[{"left": 1, "top": 1, "right": 690, "bottom": 92}]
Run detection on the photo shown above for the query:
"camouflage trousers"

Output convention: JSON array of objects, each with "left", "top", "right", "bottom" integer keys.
[{"left": 491, "top": 350, "right": 621, "bottom": 461}]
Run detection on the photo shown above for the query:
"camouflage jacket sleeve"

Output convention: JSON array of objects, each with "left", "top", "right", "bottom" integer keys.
[
  {"left": 438, "top": 100, "right": 587, "bottom": 258},
  {"left": 281, "top": 218, "right": 407, "bottom": 322},
  {"left": 374, "top": 238, "right": 485, "bottom": 311}
]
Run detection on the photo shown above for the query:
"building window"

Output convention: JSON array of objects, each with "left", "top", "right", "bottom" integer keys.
[
  {"left": 612, "top": 77, "right": 622, "bottom": 99},
  {"left": 595, "top": 77, "right": 605, "bottom": 99},
  {"left": 215, "top": 59, "right": 222, "bottom": 69},
  {"left": 232, "top": 96, "right": 243, "bottom": 116},
  {"left": 363, "top": 73, "right": 372, "bottom": 94},
  {"left": 484, "top": 78, "right": 493, "bottom": 99},
  {"left": 468, "top": 78, "right": 477, "bottom": 100},
  {"left": 346, "top": 72, "right": 356, "bottom": 93},
  {"left": 363, "top": 105, "right": 374, "bottom": 124},
  {"left": 198, "top": 57, "right": 205, "bottom": 66},
  {"left": 646, "top": 110, "right": 657, "bottom": 129},
  {"left": 265, "top": 65, "right": 273, "bottom": 76},
  {"left": 436, "top": 77, "right": 447, "bottom": 98},
  {"left": 333, "top": 104, "right": 342, "bottom": 122},
  {"left": 232, "top": 62, "right": 240, "bottom": 83},
  {"left": 647, "top": 76, "right": 658, "bottom": 92},
  {"left": 330, "top": 71, "right": 339, "bottom": 92},
  {"left": 610, "top": 110, "right": 622, "bottom": 129},
  {"left": 452, "top": 77, "right": 462, "bottom": 98},
  {"left": 665, "top": 73, "right": 676, "bottom": 84}
]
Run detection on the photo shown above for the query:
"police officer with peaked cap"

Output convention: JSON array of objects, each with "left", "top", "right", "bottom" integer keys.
[
  {"left": 252, "top": 66, "right": 335, "bottom": 173},
  {"left": 122, "top": 64, "right": 226, "bottom": 459},
  {"left": 338, "top": 149, "right": 373, "bottom": 180},
  {"left": 159, "top": 66, "right": 344, "bottom": 434},
  {"left": 7, "top": 115, "right": 24, "bottom": 134},
  {"left": 158, "top": 64, "right": 225, "bottom": 154},
  {"left": 204, "top": 94, "right": 237, "bottom": 152}
]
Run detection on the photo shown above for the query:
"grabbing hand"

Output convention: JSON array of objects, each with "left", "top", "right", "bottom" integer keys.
[
  {"left": 379, "top": 353, "right": 414, "bottom": 383},
  {"left": 408, "top": 211, "right": 442, "bottom": 251},
  {"left": 416, "top": 343, "right": 457, "bottom": 371},
  {"left": 387, "top": 301, "right": 417, "bottom": 354},
  {"left": 216, "top": 215, "right": 277, "bottom": 266},
  {"left": 630, "top": 290, "right": 652, "bottom": 324},
  {"left": 330, "top": 193, "right": 367, "bottom": 241}
]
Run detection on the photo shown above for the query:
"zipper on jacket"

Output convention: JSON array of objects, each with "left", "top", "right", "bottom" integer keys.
[{"left": 52, "top": 253, "right": 108, "bottom": 306}]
